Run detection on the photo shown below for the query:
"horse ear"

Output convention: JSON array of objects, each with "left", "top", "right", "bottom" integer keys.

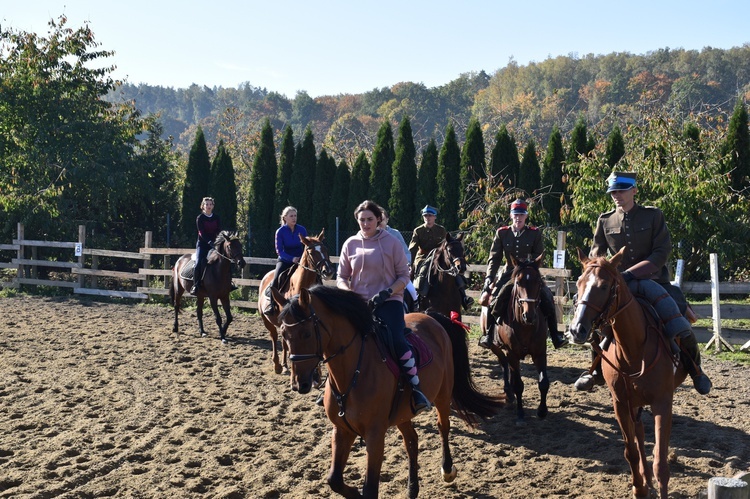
[
  {"left": 298, "top": 288, "right": 312, "bottom": 308},
  {"left": 299, "top": 233, "right": 310, "bottom": 245},
  {"left": 445, "top": 232, "right": 453, "bottom": 242},
  {"left": 610, "top": 246, "right": 626, "bottom": 267},
  {"left": 456, "top": 232, "right": 464, "bottom": 241},
  {"left": 533, "top": 253, "right": 543, "bottom": 265},
  {"left": 317, "top": 229, "right": 325, "bottom": 240},
  {"left": 270, "top": 286, "right": 288, "bottom": 308},
  {"left": 577, "top": 247, "right": 590, "bottom": 265}
]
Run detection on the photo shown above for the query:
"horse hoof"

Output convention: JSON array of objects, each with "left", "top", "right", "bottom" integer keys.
[
  {"left": 537, "top": 407, "right": 548, "bottom": 419},
  {"left": 274, "top": 364, "right": 282, "bottom": 375},
  {"left": 441, "top": 464, "right": 458, "bottom": 482},
  {"left": 200, "top": 332, "right": 207, "bottom": 338},
  {"left": 282, "top": 367, "right": 290, "bottom": 376},
  {"left": 221, "top": 338, "right": 228, "bottom": 344}
]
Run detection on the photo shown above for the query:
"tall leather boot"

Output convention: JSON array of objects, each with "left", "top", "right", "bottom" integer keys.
[
  {"left": 680, "top": 334, "right": 712, "bottom": 395},
  {"left": 541, "top": 287, "right": 567, "bottom": 349},
  {"left": 263, "top": 286, "right": 277, "bottom": 315},
  {"left": 400, "top": 351, "right": 431, "bottom": 415},
  {"left": 190, "top": 262, "right": 203, "bottom": 295},
  {"left": 455, "top": 274, "right": 474, "bottom": 310},
  {"left": 479, "top": 322, "right": 494, "bottom": 348},
  {"left": 574, "top": 349, "right": 604, "bottom": 391}
]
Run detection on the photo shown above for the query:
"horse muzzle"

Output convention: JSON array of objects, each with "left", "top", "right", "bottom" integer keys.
[{"left": 567, "top": 320, "right": 590, "bottom": 345}]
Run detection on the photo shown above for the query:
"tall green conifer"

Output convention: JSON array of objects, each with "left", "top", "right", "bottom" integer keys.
[
  {"left": 369, "top": 121, "right": 395, "bottom": 208},
  {"left": 288, "top": 127, "right": 316, "bottom": 220},
  {"left": 389, "top": 116, "right": 417, "bottom": 229},
  {"left": 605, "top": 125, "right": 626, "bottom": 168},
  {"left": 542, "top": 126, "right": 565, "bottom": 225},
  {"left": 247, "top": 119, "right": 278, "bottom": 256},
  {"left": 460, "top": 117, "right": 487, "bottom": 212},
  {"left": 328, "top": 159, "right": 351, "bottom": 238},
  {"left": 724, "top": 100, "right": 750, "bottom": 193},
  {"left": 437, "top": 123, "right": 462, "bottom": 231},
  {"left": 347, "top": 152, "right": 371, "bottom": 231},
  {"left": 311, "top": 149, "right": 337, "bottom": 232},
  {"left": 489, "top": 124, "right": 520, "bottom": 186},
  {"left": 210, "top": 140, "right": 238, "bottom": 230},
  {"left": 180, "top": 126, "right": 211, "bottom": 243},
  {"left": 273, "top": 125, "right": 295, "bottom": 221},
  {"left": 416, "top": 139, "right": 439, "bottom": 228},
  {"left": 518, "top": 140, "right": 541, "bottom": 197}
]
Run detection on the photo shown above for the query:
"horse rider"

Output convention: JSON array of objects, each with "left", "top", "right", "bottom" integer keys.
[
  {"left": 263, "top": 206, "right": 308, "bottom": 315},
  {"left": 478, "top": 198, "right": 569, "bottom": 350},
  {"left": 191, "top": 197, "right": 222, "bottom": 295},
  {"left": 338, "top": 200, "right": 431, "bottom": 415},
  {"left": 379, "top": 209, "right": 419, "bottom": 312},
  {"left": 409, "top": 205, "right": 474, "bottom": 310},
  {"left": 574, "top": 171, "right": 712, "bottom": 395}
]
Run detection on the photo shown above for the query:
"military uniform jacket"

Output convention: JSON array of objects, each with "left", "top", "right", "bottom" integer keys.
[
  {"left": 590, "top": 203, "right": 672, "bottom": 283},
  {"left": 409, "top": 223, "right": 447, "bottom": 268},
  {"left": 486, "top": 225, "right": 543, "bottom": 285}
]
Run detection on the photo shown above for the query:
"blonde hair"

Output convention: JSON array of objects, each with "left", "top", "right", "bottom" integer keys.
[
  {"left": 200, "top": 197, "right": 215, "bottom": 209},
  {"left": 280, "top": 206, "right": 298, "bottom": 225}
]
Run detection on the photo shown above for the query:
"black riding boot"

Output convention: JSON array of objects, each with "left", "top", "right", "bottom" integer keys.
[
  {"left": 541, "top": 287, "right": 568, "bottom": 349},
  {"left": 680, "top": 334, "right": 712, "bottom": 395},
  {"left": 400, "top": 353, "right": 431, "bottom": 415},
  {"left": 479, "top": 322, "right": 494, "bottom": 348},
  {"left": 455, "top": 274, "right": 474, "bottom": 310},
  {"left": 190, "top": 262, "right": 203, "bottom": 295}
]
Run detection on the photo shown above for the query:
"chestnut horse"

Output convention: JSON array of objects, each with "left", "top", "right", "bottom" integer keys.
[
  {"left": 257, "top": 230, "right": 333, "bottom": 374},
  {"left": 170, "top": 230, "right": 246, "bottom": 343},
  {"left": 480, "top": 255, "right": 549, "bottom": 425},
  {"left": 274, "top": 285, "right": 504, "bottom": 499},
  {"left": 417, "top": 232, "right": 468, "bottom": 319},
  {"left": 568, "top": 247, "right": 687, "bottom": 499}
]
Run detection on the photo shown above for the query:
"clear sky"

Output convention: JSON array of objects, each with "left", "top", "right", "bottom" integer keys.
[{"left": 3, "top": 1, "right": 749, "bottom": 99}]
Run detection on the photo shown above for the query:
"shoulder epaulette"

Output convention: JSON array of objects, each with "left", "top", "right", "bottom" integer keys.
[
  {"left": 498, "top": 226, "right": 511, "bottom": 231},
  {"left": 527, "top": 225, "right": 539, "bottom": 231}
]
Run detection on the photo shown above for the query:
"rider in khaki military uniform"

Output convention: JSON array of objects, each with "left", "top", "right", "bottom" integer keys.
[
  {"left": 574, "top": 172, "right": 712, "bottom": 395},
  {"left": 409, "top": 205, "right": 473, "bottom": 310},
  {"left": 478, "top": 198, "right": 568, "bottom": 349}
]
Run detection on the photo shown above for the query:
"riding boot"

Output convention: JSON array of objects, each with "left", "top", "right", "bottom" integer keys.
[
  {"left": 263, "top": 286, "right": 277, "bottom": 315},
  {"left": 455, "top": 274, "right": 475, "bottom": 310},
  {"left": 491, "top": 281, "right": 513, "bottom": 326},
  {"left": 680, "top": 334, "right": 712, "bottom": 395},
  {"left": 400, "top": 351, "right": 431, "bottom": 415},
  {"left": 479, "top": 322, "right": 494, "bottom": 348},
  {"left": 574, "top": 350, "right": 604, "bottom": 391},
  {"left": 540, "top": 287, "right": 567, "bottom": 349},
  {"left": 190, "top": 262, "right": 203, "bottom": 295}
]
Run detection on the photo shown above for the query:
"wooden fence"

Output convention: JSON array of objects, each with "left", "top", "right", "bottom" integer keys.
[{"left": 1, "top": 224, "right": 749, "bottom": 350}]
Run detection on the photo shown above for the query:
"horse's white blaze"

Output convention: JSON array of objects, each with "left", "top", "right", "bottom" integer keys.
[{"left": 573, "top": 272, "right": 597, "bottom": 324}]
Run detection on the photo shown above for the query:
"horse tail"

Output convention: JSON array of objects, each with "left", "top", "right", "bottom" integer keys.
[{"left": 427, "top": 311, "right": 504, "bottom": 428}]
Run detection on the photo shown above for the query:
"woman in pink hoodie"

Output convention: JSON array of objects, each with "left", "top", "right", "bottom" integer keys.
[{"left": 337, "top": 200, "right": 431, "bottom": 415}]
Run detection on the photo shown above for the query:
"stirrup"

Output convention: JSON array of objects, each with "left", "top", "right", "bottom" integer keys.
[{"left": 478, "top": 335, "right": 491, "bottom": 348}]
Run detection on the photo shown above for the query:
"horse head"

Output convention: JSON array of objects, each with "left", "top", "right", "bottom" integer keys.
[
  {"left": 509, "top": 254, "right": 543, "bottom": 325},
  {"left": 277, "top": 287, "right": 323, "bottom": 394},
  {"left": 444, "top": 232, "right": 467, "bottom": 273},
  {"left": 215, "top": 230, "right": 246, "bottom": 268},
  {"left": 299, "top": 229, "right": 334, "bottom": 279},
  {"left": 568, "top": 246, "right": 626, "bottom": 344}
]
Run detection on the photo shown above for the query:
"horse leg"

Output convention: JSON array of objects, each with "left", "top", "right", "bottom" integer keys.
[
  {"left": 397, "top": 422, "right": 420, "bottom": 499},
  {"left": 534, "top": 354, "right": 550, "bottom": 420},
  {"left": 612, "top": 400, "right": 650, "bottom": 498},
  {"left": 196, "top": 296, "right": 207, "bottom": 337},
  {"left": 436, "top": 400, "right": 457, "bottom": 482},
  {"left": 209, "top": 298, "right": 223, "bottom": 340},
  {"left": 219, "top": 297, "right": 233, "bottom": 343},
  {"left": 510, "top": 359, "right": 526, "bottom": 425},
  {"left": 491, "top": 346, "right": 515, "bottom": 404},
  {"left": 173, "top": 284, "right": 183, "bottom": 333},
  {"left": 361, "top": 428, "right": 387, "bottom": 498},
  {"left": 651, "top": 400, "right": 673, "bottom": 498},
  {"left": 327, "top": 425, "right": 361, "bottom": 499}
]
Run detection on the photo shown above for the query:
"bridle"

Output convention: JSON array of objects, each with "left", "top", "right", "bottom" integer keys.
[
  {"left": 298, "top": 243, "right": 333, "bottom": 278},
  {"left": 575, "top": 263, "right": 632, "bottom": 332},
  {"left": 435, "top": 240, "right": 466, "bottom": 277},
  {"left": 512, "top": 267, "right": 542, "bottom": 312},
  {"left": 215, "top": 235, "right": 244, "bottom": 265}
]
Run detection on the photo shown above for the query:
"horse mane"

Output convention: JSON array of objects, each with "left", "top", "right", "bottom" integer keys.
[
  {"left": 510, "top": 258, "right": 541, "bottom": 279},
  {"left": 280, "top": 284, "right": 373, "bottom": 334},
  {"left": 214, "top": 230, "right": 239, "bottom": 246}
]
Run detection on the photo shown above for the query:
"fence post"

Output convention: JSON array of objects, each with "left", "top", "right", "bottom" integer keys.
[
  {"left": 144, "top": 231, "right": 153, "bottom": 299},
  {"left": 706, "top": 253, "right": 733, "bottom": 352},
  {"left": 16, "top": 223, "right": 24, "bottom": 287},
  {"left": 555, "top": 231, "right": 567, "bottom": 325}
]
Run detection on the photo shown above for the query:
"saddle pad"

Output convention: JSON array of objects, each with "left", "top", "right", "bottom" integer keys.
[
  {"left": 381, "top": 330, "right": 434, "bottom": 378},
  {"left": 180, "top": 259, "right": 196, "bottom": 280}
]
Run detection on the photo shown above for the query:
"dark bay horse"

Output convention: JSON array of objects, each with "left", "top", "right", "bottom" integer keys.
[
  {"left": 418, "top": 232, "right": 468, "bottom": 319},
  {"left": 257, "top": 230, "right": 333, "bottom": 374},
  {"left": 274, "top": 285, "right": 504, "bottom": 499},
  {"left": 569, "top": 247, "right": 687, "bottom": 499},
  {"left": 481, "top": 255, "right": 549, "bottom": 425},
  {"left": 170, "top": 230, "right": 246, "bottom": 343}
]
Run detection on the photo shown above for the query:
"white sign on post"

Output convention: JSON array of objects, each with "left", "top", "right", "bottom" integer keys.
[
  {"left": 74, "top": 243, "right": 83, "bottom": 257},
  {"left": 553, "top": 249, "right": 566, "bottom": 269}
]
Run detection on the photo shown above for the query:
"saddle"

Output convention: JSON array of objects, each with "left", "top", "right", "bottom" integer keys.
[
  {"left": 180, "top": 259, "right": 196, "bottom": 280},
  {"left": 413, "top": 248, "right": 438, "bottom": 296},
  {"left": 372, "top": 322, "right": 433, "bottom": 378}
]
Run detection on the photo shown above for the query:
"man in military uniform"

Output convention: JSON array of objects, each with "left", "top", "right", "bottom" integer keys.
[
  {"left": 409, "top": 205, "right": 474, "bottom": 310},
  {"left": 478, "top": 198, "right": 568, "bottom": 349},
  {"left": 574, "top": 172, "right": 712, "bottom": 395}
]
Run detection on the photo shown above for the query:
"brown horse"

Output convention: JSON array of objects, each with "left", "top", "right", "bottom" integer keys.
[
  {"left": 274, "top": 285, "right": 504, "bottom": 499},
  {"left": 170, "top": 230, "right": 246, "bottom": 343},
  {"left": 257, "top": 230, "right": 333, "bottom": 374},
  {"left": 417, "top": 232, "right": 468, "bottom": 319},
  {"left": 481, "top": 254, "right": 549, "bottom": 425},
  {"left": 568, "top": 247, "right": 688, "bottom": 499}
]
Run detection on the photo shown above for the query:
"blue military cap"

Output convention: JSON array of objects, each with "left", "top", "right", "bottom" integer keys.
[
  {"left": 421, "top": 205, "right": 438, "bottom": 216},
  {"left": 606, "top": 172, "right": 637, "bottom": 192}
]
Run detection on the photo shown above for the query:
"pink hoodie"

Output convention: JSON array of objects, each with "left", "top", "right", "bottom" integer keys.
[{"left": 337, "top": 229, "right": 410, "bottom": 303}]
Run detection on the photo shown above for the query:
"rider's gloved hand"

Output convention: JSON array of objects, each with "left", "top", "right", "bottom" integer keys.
[
  {"left": 621, "top": 270, "right": 636, "bottom": 282},
  {"left": 482, "top": 277, "right": 493, "bottom": 294},
  {"left": 369, "top": 288, "right": 393, "bottom": 308}
]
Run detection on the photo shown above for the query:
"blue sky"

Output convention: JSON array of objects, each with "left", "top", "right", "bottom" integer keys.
[{"left": 3, "top": 1, "right": 749, "bottom": 98}]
